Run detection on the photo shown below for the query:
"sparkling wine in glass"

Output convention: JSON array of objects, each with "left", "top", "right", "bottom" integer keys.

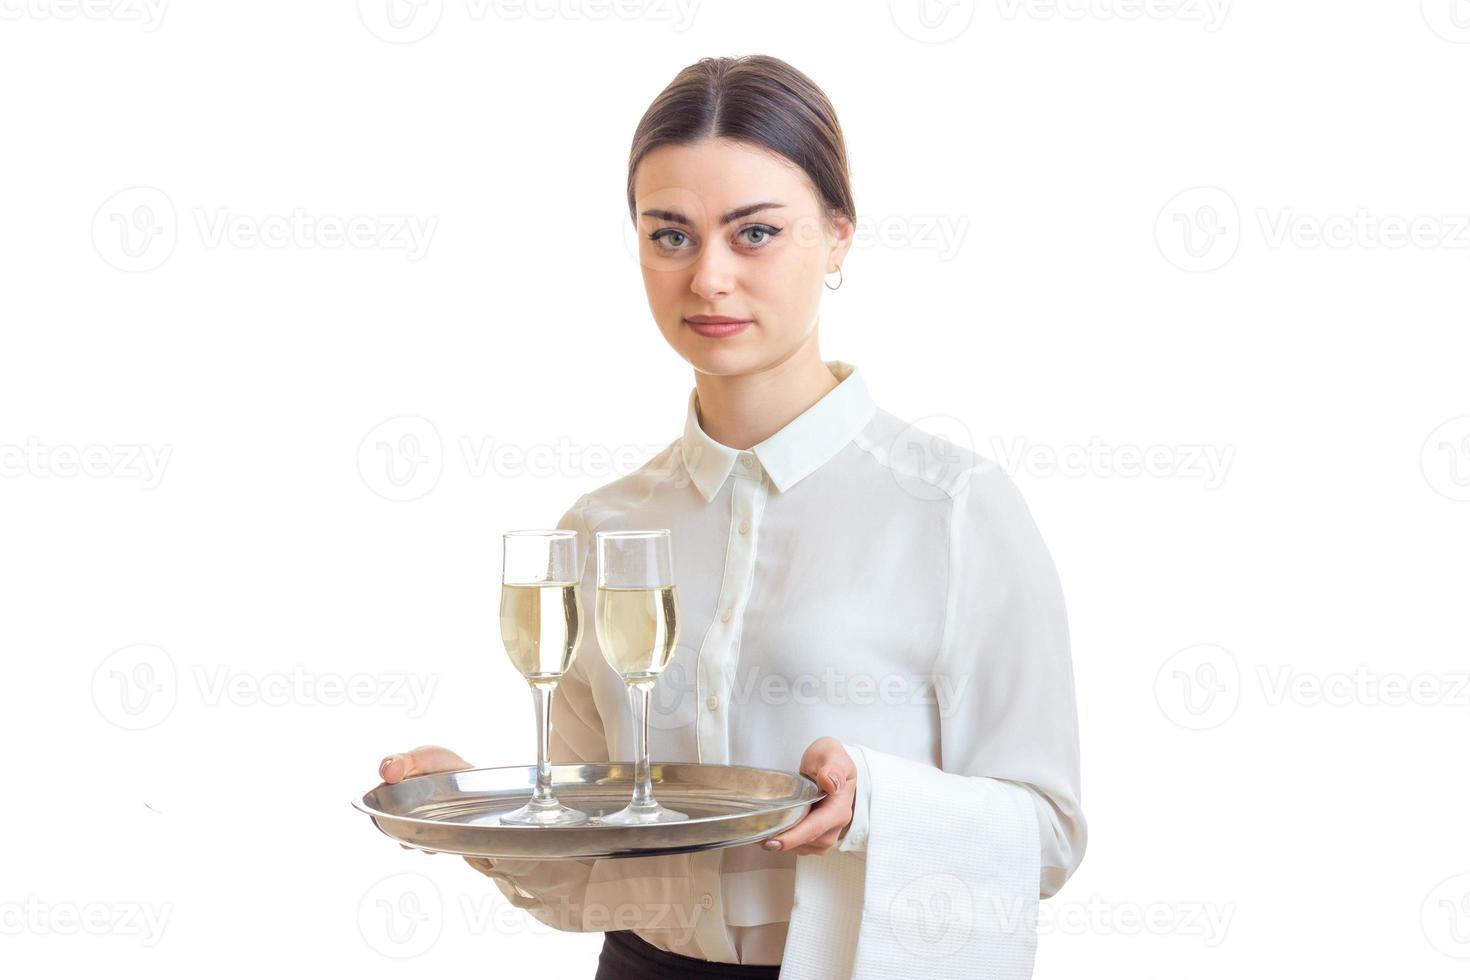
[
  {"left": 595, "top": 529, "right": 688, "bottom": 825},
  {"left": 498, "top": 529, "right": 588, "bottom": 827}
]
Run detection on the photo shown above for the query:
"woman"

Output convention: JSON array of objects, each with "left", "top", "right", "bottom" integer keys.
[{"left": 375, "top": 55, "right": 1086, "bottom": 977}]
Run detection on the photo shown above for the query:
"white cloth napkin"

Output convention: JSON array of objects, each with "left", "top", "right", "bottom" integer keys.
[{"left": 780, "top": 745, "right": 1041, "bottom": 980}]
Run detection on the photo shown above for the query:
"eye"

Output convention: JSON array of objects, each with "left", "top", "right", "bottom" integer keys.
[
  {"left": 738, "top": 224, "right": 783, "bottom": 249},
  {"left": 648, "top": 229, "right": 691, "bottom": 251}
]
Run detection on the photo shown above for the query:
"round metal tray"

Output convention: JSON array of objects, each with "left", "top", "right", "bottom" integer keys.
[{"left": 352, "top": 762, "right": 825, "bottom": 860}]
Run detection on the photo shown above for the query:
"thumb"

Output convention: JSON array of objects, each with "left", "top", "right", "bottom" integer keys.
[{"left": 380, "top": 745, "right": 472, "bottom": 784}]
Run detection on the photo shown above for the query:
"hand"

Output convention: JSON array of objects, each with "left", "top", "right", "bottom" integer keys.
[
  {"left": 761, "top": 737, "right": 857, "bottom": 856},
  {"left": 377, "top": 745, "right": 473, "bottom": 854}
]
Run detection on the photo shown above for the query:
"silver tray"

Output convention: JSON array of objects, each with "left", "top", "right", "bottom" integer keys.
[{"left": 352, "top": 762, "right": 824, "bottom": 860}]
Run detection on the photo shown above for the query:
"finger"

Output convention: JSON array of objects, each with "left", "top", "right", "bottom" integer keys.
[
  {"left": 380, "top": 745, "right": 472, "bottom": 784},
  {"left": 764, "top": 789, "right": 852, "bottom": 851},
  {"left": 791, "top": 827, "right": 842, "bottom": 856}
]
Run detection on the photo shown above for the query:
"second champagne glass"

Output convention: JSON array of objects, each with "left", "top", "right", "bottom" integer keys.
[
  {"left": 498, "top": 529, "right": 589, "bottom": 827},
  {"left": 595, "top": 529, "right": 689, "bottom": 825}
]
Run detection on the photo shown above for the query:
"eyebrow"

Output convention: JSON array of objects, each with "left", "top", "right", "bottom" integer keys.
[{"left": 639, "top": 202, "right": 785, "bottom": 227}]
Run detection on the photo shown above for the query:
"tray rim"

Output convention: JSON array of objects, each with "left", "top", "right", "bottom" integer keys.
[{"left": 350, "top": 761, "right": 827, "bottom": 830}]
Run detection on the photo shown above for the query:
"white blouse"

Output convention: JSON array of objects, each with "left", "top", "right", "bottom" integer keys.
[{"left": 465, "top": 359, "right": 1086, "bottom": 966}]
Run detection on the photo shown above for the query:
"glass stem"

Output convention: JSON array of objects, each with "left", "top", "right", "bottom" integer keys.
[
  {"left": 529, "top": 681, "right": 556, "bottom": 806},
  {"left": 628, "top": 680, "right": 654, "bottom": 809}
]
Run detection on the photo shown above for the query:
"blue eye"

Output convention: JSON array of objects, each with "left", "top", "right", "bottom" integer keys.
[
  {"left": 649, "top": 229, "right": 690, "bottom": 250},
  {"left": 739, "top": 225, "right": 782, "bottom": 248}
]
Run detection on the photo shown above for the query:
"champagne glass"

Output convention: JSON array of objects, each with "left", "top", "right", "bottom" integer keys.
[
  {"left": 498, "top": 529, "right": 589, "bottom": 827},
  {"left": 595, "top": 529, "right": 688, "bottom": 825}
]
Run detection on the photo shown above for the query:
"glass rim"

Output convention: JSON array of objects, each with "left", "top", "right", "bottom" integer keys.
[{"left": 504, "top": 529, "right": 576, "bottom": 538}]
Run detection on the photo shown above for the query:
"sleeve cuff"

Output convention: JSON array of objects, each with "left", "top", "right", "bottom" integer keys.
[{"left": 835, "top": 741, "right": 872, "bottom": 853}]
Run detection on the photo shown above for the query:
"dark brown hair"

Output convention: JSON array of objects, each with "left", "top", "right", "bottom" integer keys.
[{"left": 626, "top": 55, "right": 855, "bottom": 229}]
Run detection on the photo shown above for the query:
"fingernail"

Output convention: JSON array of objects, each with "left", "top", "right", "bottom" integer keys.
[
  {"left": 380, "top": 756, "right": 396, "bottom": 776},
  {"left": 826, "top": 770, "right": 840, "bottom": 788},
  {"left": 762, "top": 840, "right": 781, "bottom": 850}
]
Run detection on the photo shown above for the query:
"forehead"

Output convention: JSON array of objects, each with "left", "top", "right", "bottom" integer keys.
[{"left": 634, "top": 138, "right": 816, "bottom": 217}]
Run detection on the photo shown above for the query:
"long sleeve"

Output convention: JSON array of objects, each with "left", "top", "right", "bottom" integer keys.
[{"left": 832, "top": 462, "right": 1086, "bottom": 898}]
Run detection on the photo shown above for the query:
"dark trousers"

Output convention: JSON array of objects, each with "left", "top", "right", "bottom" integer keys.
[{"left": 594, "top": 929, "right": 781, "bottom": 979}]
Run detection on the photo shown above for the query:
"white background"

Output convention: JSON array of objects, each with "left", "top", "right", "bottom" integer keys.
[{"left": 2, "top": 0, "right": 1468, "bottom": 976}]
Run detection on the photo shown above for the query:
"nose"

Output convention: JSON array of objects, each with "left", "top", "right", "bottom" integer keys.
[{"left": 688, "top": 242, "right": 736, "bottom": 299}]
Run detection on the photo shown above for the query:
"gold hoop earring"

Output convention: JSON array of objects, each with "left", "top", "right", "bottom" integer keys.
[{"left": 824, "top": 266, "right": 844, "bottom": 291}]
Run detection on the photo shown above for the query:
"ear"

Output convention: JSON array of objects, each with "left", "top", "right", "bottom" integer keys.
[{"left": 826, "top": 211, "right": 856, "bottom": 271}]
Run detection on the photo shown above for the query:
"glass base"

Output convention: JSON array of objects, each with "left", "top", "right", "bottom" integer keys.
[
  {"left": 597, "top": 801, "right": 689, "bottom": 826},
  {"left": 500, "top": 800, "right": 589, "bottom": 827}
]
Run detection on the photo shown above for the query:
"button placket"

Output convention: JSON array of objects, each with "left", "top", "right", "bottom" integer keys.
[{"left": 696, "top": 465, "right": 766, "bottom": 766}]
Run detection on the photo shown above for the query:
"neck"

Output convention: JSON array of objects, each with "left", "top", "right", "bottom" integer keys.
[{"left": 693, "top": 331, "right": 841, "bottom": 450}]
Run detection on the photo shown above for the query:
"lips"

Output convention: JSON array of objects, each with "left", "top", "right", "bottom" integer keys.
[{"left": 685, "top": 315, "right": 752, "bottom": 338}]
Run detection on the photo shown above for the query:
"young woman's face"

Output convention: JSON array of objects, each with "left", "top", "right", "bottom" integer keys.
[{"left": 633, "top": 138, "right": 853, "bottom": 377}]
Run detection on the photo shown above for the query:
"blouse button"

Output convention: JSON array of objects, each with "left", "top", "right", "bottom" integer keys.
[
  {"left": 738, "top": 520, "right": 750, "bottom": 535},
  {"left": 700, "top": 892, "right": 714, "bottom": 910},
  {"left": 738, "top": 454, "right": 753, "bottom": 468},
  {"left": 707, "top": 695, "right": 719, "bottom": 711},
  {"left": 721, "top": 609, "right": 732, "bottom": 623}
]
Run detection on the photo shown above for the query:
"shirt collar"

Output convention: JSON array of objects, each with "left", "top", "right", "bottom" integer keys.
[{"left": 679, "top": 360, "right": 876, "bottom": 501}]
